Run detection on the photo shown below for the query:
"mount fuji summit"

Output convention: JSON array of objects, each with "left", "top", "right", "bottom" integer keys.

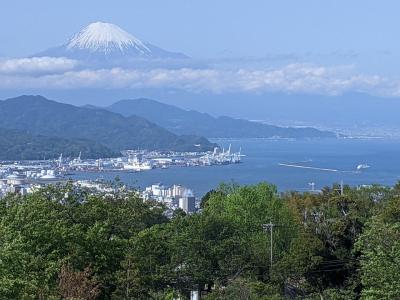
[{"left": 35, "top": 22, "right": 188, "bottom": 64}]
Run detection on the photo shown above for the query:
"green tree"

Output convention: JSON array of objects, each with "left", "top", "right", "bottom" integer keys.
[
  {"left": 281, "top": 184, "right": 392, "bottom": 295},
  {"left": 356, "top": 196, "right": 400, "bottom": 299},
  {"left": 0, "top": 184, "right": 167, "bottom": 299}
]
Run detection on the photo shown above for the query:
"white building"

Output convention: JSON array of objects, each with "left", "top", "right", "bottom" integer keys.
[
  {"left": 172, "top": 184, "right": 186, "bottom": 198},
  {"left": 179, "top": 196, "right": 196, "bottom": 213},
  {"left": 143, "top": 183, "right": 196, "bottom": 213}
]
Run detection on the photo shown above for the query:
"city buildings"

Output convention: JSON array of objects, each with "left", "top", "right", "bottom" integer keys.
[{"left": 142, "top": 183, "right": 198, "bottom": 214}]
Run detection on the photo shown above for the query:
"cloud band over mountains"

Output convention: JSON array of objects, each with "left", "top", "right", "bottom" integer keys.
[
  {"left": 0, "top": 57, "right": 77, "bottom": 74},
  {"left": 0, "top": 56, "right": 398, "bottom": 97}
]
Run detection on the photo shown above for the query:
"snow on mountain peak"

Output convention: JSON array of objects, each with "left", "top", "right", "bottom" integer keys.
[
  {"left": 35, "top": 21, "right": 188, "bottom": 61},
  {"left": 67, "top": 22, "right": 151, "bottom": 54}
]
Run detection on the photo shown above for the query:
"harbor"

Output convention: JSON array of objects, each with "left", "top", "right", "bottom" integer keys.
[
  {"left": 0, "top": 145, "right": 243, "bottom": 199},
  {"left": 2, "top": 137, "right": 399, "bottom": 201},
  {"left": 61, "top": 145, "right": 243, "bottom": 172}
]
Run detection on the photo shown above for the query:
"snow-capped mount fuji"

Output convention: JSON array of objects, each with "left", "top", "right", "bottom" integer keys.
[
  {"left": 35, "top": 22, "right": 188, "bottom": 63},
  {"left": 68, "top": 22, "right": 151, "bottom": 54}
]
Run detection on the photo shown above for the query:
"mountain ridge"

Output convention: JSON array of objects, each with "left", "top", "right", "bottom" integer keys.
[
  {"left": 107, "top": 98, "right": 338, "bottom": 139},
  {"left": 0, "top": 95, "right": 216, "bottom": 153}
]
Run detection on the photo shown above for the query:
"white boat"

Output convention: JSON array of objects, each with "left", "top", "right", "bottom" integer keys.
[
  {"left": 123, "top": 161, "right": 153, "bottom": 171},
  {"left": 356, "top": 164, "right": 370, "bottom": 170}
]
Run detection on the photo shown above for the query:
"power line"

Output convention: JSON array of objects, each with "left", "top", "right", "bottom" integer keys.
[{"left": 261, "top": 222, "right": 299, "bottom": 270}]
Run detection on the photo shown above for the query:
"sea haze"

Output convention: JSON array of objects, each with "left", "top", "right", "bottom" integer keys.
[{"left": 71, "top": 137, "right": 400, "bottom": 196}]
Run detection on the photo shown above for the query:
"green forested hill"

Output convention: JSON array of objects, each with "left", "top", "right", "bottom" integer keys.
[
  {"left": 0, "top": 95, "right": 216, "bottom": 153},
  {"left": 0, "top": 128, "right": 118, "bottom": 160}
]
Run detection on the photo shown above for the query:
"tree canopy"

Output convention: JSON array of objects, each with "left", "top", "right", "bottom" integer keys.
[{"left": 0, "top": 181, "right": 399, "bottom": 299}]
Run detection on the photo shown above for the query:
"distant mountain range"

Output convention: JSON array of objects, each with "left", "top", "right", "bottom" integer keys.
[
  {"left": 0, "top": 95, "right": 337, "bottom": 161},
  {"left": 0, "top": 96, "right": 216, "bottom": 159},
  {"left": 0, "top": 128, "right": 118, "bottom": 160},
  {"left": 107, "top": 98, "right": 337, "bottom": 138},
  {"left": 35, "top": 22, "right": 188, "bottom": 65}
]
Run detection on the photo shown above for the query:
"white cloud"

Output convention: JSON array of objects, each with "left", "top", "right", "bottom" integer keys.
[
  {"left": 0, "top": 61, "right": 399, "bottom": 97},
  {"left": 0, "top": 57, "right": 78, "bottom": 74}
]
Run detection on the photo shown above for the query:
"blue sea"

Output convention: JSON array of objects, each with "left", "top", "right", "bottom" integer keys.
[{"left": 71, "top": 138, "right": 400, "bottom": 197}]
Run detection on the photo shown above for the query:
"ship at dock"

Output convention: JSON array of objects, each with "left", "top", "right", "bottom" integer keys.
[
  {"left": 122, "top": 153, "right": 154, "bottom": 171},
  {"left": 198, "top": 145, "right": 243, "bottom": 166}
]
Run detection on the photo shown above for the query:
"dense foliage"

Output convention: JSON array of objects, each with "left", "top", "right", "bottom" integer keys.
[
  {"left": 0, "top": 127, "right": 119, "bottom": 160},
  {"left": 0, "top": 181, "right": 399, "bottom": 299}
]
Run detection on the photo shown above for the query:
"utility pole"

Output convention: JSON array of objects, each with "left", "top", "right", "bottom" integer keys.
[
  {"left": 333, "top": 180, "right": 344, "bottom": 196},
  {"left": 262, "top": 223, "right": 275, "bottom": 270},
  {"left": 340, "top": 180, "right": 344, "bottom": 196}
]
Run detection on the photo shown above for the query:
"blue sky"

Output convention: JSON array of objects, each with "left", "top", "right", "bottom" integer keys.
[
  {"left": 1, "top": 0, "right": 400, "bottom": 105},
  {"left": 1, "top": 0, "right": 399, "bottom": 58}
]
